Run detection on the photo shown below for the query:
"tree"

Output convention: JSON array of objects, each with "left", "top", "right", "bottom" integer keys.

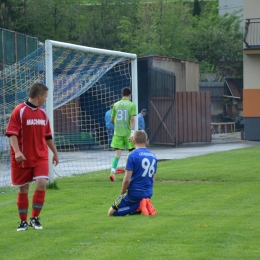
[
  {"left": 189, "top": 2, "right": 243, "bottom": 78},
  {"left": 78, "top": 0, "right": 139, "bottom": 49},
  {"left": 0, "top": 0, "right": 25, "bottom": 30},
  {"left": 8, "top": 0, "right": 79, "bottom": 42},
  {"left": 118, "top": 0, "right": 193, "bottom": 58},
  {"left": 0, "top": 0, "right": 243, "bottom": 79},
  {"left": 118, "top": 0, "right": 242, "bottom": 78}
]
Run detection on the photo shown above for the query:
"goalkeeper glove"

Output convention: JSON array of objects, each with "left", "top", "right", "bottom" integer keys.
[{"left": 128, "top": 130, "right": 135, "bottom": 141}]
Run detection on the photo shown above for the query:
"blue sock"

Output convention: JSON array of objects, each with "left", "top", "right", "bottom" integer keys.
[{"left": 113, "top": 202, "right": 140, "bottom": 216}]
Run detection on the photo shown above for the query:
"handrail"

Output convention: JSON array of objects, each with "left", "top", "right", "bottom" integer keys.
[{"left": 244, "top": 18, "right": 260, "bottom": 48}]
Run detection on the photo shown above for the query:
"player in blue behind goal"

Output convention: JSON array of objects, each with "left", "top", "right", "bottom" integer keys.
[{"left": 108, "top": 130, "right": 157, "bottom": 216}]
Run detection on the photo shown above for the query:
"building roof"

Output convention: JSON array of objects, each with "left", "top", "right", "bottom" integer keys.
[
  {"left": 224, "top": 78, "right": 243, "bottom": 99},
  {"left": 138, "top": 55, "right": 200, "bottom": 64}
]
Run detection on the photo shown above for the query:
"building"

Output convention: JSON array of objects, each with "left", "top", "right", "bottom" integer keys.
[{"left": 243, "top": 0, "right": 260, "bottom": 140}]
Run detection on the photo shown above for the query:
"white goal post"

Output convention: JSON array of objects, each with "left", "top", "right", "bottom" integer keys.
[
  {"left": 45, "top": 40, "right": 138, "bottom": 184},
  {"left": 0, "top": 39, "right": 138, "bottom": 191}
]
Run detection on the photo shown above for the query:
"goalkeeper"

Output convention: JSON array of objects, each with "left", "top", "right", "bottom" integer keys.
[
  {"left": 109, "top": 87, "right": 137, "bottom": 182},
  {"left": 108, "top": 130, "right": 157, "bottom": 216}
]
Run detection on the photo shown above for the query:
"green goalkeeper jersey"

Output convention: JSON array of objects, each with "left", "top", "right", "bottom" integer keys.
[{"left": 111, "top": 97, "right": 137, "bottom": 137}]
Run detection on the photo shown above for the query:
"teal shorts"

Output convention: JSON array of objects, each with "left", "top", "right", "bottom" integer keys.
[{"left": 111, "top": 135, "right": 135, "bottom": 150}]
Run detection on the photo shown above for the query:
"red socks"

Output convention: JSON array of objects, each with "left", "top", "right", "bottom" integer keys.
[
  {"left": 17, "top": 190, "right": 46, "bottom": 221},
  {"left": 31, "top": 190, "right": 46, "bottom": 218},
  {"left": 17, "top": 192, "right": 29, "bottom": 222}
]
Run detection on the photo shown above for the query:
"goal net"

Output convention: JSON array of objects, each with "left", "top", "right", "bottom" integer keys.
[{"left": 0, "top": 40, "right": 138, "bottom": 191}]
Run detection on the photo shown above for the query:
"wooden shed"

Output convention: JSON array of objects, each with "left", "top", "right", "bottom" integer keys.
[{"left": 138, "top": 56, "right": 211, "bottom": 146}]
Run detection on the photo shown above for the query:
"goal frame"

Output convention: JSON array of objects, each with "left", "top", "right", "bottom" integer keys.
[{"left": 45, "top": 40, "right": 138, "bottom": 184}]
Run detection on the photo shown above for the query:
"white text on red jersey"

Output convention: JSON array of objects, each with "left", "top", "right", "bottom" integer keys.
[{"left": 26, "top": 119, "right": 45, "bottom": 125}]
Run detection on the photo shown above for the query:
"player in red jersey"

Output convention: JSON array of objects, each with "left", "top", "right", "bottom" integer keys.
[{"left": 5, "top": 82, "right": 59, "bottom": 231}]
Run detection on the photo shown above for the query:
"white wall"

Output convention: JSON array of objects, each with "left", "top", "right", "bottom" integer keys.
[
  {"left": 243, "top": 0, "right": 260, "bottom": 19},
  {"left": 244, "top": 55, "right": 260, "bottom": 90}
]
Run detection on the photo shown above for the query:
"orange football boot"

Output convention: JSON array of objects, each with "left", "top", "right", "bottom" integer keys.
[
  {"left": 138, "top": 198, "right": 149, "bottom": 216},
  {"left": 109, "top": 174, "right": 115, "bottom": 182},
  {"left": 146, "top": 198, "right": 156, "bottom": 216}
]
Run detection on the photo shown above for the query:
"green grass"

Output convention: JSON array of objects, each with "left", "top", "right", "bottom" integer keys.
[{"left": 1, "top": 147, "right": 260, "bottom": 259}]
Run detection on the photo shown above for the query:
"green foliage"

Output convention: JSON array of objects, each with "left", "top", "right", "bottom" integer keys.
[
  {"left": 78, "top": 0, "right": 140, "bottom": 49},
  {"left": 1, "top": 147, "right": 260, "bottom": 259},
  {"left": 189, "top": 2, "right": 243, "bottom": 76},
  {"left": 0, "top": 0, "right": 23, "bottom": 29},
  {"left": 119, "top": 1, "right": 194, "bottom": 58},
  {"left": 7, "top": 0, "right": 80, "bottom": 42},
  {"left": 1, "top": 0, "right": 243, "bottom": 78},
  {"left": 117, "top": 0, "right": 242, "bottom": 78}
]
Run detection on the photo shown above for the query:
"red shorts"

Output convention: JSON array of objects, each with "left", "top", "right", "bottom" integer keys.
[{"left": 11, "top": 164, "right": 49, "bottom": 186}]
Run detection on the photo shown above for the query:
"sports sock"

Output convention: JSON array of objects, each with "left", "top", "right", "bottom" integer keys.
[
  {"left": 111, "top": 156, "right": 119, "bottom": 173},
  {"left": 31, "top": 189, "right": 46, "bottom": 218},
  {"left": 17, "top": 192, "right": 29, "bottom": 222},
  {"left": 113, "top": 202, "right": 140, "bottom": 216}
]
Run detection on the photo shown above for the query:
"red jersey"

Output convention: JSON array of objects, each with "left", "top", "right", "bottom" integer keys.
[{"left": 5, "top": 101, "right": 52, "bottom": 168}]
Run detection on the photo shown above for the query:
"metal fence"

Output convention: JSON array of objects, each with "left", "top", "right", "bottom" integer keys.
[
  {"left": 0, "top": 28, "right": 38, "bottom": 70},
  {"left": 150, "top": 66, "right": 176, "bottom": 98},
  {"left": 244, "top": 18, "right": 260, "bottom": 48}
]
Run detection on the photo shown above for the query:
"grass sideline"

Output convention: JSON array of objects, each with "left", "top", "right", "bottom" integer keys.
[{"left": 1, "top": 147, "right": 260, "bottom": 259}]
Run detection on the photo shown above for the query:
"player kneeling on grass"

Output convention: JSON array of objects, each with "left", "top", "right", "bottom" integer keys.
[
  {"left": 5, "top": 83, "right": 59, "bottom": 231},
  {"left": 108, "top": 130, "right": 157, "bottom": 216}
]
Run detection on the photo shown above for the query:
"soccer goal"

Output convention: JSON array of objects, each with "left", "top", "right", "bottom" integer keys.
[{"left": 0, "top": 40, "right": 138, "bottom": 190}]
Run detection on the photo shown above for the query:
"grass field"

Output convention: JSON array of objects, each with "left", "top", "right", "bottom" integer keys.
[{"left": 1, "top": 147, "right": 260, "bottom": 259}]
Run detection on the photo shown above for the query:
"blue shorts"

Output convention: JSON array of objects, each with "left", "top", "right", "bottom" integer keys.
[{"left": 112, "top": 190, "right": 152, "bottom": 210}]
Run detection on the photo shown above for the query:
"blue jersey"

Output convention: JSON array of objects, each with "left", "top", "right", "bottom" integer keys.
[
  {"left": 138, "top": 113, "right": 145, "bottom": 130},
  {"left": 105, "top": 109, "right": 114, "bottom": 128},
  {"left": 126, "top": 147, "right": 157, "bottom": 198}
]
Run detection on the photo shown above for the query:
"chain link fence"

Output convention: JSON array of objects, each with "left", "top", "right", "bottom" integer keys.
[{"left": 0, "top": 28, "right": 38, "bottom": 192}]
